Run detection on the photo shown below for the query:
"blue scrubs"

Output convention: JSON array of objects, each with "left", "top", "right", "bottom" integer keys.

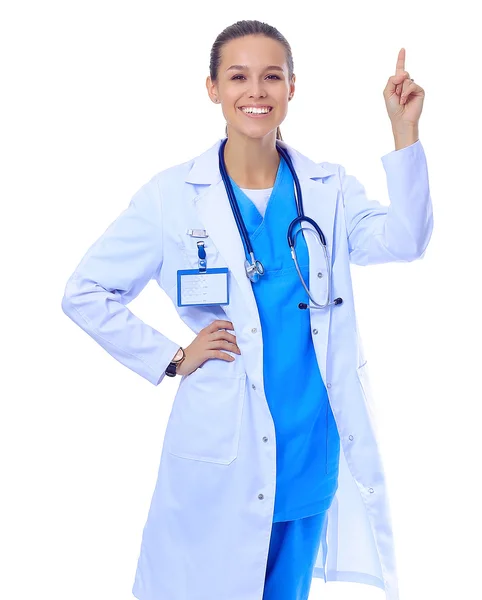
[
  {"left": 229, "top": 155, "right": 340, "bottom": 599},
  {"left": 229, "top": 155, "right": 340, "bottom": 523},
  {"left": 262, "top": 511, "right": 328, "bottom": 600}
]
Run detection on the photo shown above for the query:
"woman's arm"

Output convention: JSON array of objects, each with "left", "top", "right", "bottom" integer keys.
[
  {"left": 61, "top": 175, "right": 181, "bottom": 386},
  {"left": 340, "top": 139, "right": 433, "bottom": 266}
]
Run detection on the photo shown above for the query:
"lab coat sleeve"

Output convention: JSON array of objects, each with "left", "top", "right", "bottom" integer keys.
[
  {"left": 340, "top": 139, "right": 433, "bottom": 266},
  {"left": 61, "top": 176, "right": 181, "bottom": 386}
]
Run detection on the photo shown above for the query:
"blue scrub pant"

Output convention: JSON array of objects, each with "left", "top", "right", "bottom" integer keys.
[{"left": 262, "top": 511, "right": 327, "bottom": 600}]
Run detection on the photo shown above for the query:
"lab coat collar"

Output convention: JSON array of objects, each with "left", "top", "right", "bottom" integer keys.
[{"left": 185, "top": 138, "right": 336, "bottom": 184}]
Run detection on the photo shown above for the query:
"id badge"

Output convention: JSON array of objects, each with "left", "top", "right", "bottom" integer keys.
[{"left": 177, "top": 268, "right": 229, "bottom": 307}]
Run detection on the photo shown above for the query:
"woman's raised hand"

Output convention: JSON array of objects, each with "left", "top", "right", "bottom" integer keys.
[
  {"left": 383, "top": 47, "right": 425, "bottom": 128},
  {"left": 176, "top": 320, "right": 241, "bottom": 376}
]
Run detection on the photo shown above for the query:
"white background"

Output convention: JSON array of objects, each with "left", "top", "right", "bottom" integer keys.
[{"left": 1, "top": 1, "right": 481, "bottom": 599}]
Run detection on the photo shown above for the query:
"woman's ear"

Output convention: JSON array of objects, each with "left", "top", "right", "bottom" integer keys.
[
  {"left": 289, "top": 74, "right": 296, "bottom": 101},
  {"left": 206, "top": 76, "right": 220, "bottom": 104}
]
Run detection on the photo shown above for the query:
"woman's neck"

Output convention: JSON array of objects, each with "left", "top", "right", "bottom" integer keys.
[{"left": 223, "top": 132, "right": 280, "bottom": 189}]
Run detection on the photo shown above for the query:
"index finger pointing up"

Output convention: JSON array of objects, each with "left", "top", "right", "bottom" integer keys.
[{"left": 395, "top": 47, "right": 406, "bottom": 75}]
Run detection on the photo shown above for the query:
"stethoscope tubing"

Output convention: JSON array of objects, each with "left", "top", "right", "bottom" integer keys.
[
  {"left": 218, "top": 138, "right": 254, "bottom": 258},
  {"left": 219, "top": 138, "right": 327, "bottom": 251},
  {"left": 218, "top": 137, "right": 341, "bottom": 309}
]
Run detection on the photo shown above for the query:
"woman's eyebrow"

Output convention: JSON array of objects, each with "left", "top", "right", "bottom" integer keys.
[{"left": 225, "top": 65, "right": 284, "bottom": 73}]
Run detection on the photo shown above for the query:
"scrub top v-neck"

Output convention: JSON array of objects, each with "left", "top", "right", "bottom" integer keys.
[{"left": 229, "top": 155, "right": 340, "bottom": 522}]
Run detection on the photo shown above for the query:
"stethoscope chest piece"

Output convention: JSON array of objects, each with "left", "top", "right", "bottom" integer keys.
[{"left": 245, "top": 256, "right": 265, "bottom": 282}]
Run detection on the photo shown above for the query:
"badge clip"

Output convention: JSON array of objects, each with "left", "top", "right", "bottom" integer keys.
[
  {"left": 187, "top": 228, "right": 209, "bottom": 238},
  {"left": 197, "top": 241, "right": 207, "bottom": 273}
]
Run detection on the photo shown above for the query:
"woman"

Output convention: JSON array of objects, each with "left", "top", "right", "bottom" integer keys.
[{"left": 61, "top": 19, "right": 431, "bottom": 600}]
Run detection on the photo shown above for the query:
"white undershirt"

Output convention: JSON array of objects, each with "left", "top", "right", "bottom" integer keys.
[{"left": 239, "top": 187, "right": 273, "bottom": 218}]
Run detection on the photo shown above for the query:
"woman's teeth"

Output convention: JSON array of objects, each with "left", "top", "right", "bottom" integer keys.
[{"left": 240, "top": 107, "right": 272, "bottom": 114}]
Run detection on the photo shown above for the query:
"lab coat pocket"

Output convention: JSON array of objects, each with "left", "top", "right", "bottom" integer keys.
[{"left": 167, "top": 365, "right": 246, "bottom": 465}]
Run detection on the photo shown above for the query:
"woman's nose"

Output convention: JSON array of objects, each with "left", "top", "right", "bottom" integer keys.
[{"left": 248, "top": 83, "right": 267, "bottom": 97}]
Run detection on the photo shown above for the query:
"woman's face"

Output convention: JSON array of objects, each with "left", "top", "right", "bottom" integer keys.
[{"left": 207, "top": 34, "right": 295, "bottom": 139}]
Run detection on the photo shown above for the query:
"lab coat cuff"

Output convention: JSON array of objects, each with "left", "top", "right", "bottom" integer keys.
[
  {"left": 380, "top": 138, "right": 423, "bottom": 162},
  {"left": 156, "top": 338, "right": 186, "bottom": 385},
  {"left": 380, "top": 138, "right": 429, "bottom": 203}
]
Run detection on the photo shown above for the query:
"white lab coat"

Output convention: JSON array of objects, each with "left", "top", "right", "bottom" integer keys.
[{"left": 61, "top": 137, "right": 433, "bottom": 600}]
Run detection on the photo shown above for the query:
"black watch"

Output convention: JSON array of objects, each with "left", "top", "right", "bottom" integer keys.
[{"left": 165, "top": 347, "right": 185, "bottom": 377}]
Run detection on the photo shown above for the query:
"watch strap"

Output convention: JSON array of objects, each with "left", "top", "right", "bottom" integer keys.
[{"left": 165, "top": 347, "right": 185, "bottom": 377}]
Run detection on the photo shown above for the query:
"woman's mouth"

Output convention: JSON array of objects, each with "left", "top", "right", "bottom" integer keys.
[{"left": 238, "top": 106, "right": 273, "bottom": 118}]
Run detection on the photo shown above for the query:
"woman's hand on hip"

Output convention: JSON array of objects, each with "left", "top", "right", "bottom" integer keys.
[{"left": 176, "top": 320, "right": 241, "bottom": 376}]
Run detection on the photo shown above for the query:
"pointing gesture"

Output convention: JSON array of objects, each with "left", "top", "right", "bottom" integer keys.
[{"left": 383, "top": 48, "right": 425, "bottom": 129}]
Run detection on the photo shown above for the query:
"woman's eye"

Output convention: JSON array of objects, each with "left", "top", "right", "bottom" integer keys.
[{"left": 231, "top": 74, "right": 281, "bottom": 80}]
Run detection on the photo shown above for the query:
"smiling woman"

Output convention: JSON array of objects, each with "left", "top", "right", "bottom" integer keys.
[
  {"left": 61, "top": 16, "right": 432, "bottom": 600},
  {"left": 206, "top": 20, "right": 295, "bottom": 145}
]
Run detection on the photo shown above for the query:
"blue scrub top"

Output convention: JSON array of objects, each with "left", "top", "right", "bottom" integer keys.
[{"left": 229, "top": 155, "right": 340, "bottom": 522}]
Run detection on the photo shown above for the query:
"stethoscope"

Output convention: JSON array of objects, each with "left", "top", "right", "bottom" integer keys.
[{"left": 218, "top": 137, "right": 343, "bottom": 310}]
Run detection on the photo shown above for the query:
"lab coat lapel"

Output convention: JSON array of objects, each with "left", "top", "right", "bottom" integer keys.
[{"left": 186, "top": 139, "right": 339, "bottom": 359}]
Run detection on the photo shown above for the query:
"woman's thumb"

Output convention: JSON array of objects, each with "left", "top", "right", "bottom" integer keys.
[{"left": 384, "top": 73, "right": 407, "bottom": 95}]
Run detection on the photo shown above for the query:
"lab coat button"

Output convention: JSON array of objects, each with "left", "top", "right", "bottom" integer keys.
[
  {"left": 258, "top": 493, "right": 264, "bottom": 500},
  {"left": 262, "top": 436, "right": 268, "bottom": 442},
  {"left": 317, "top": 272, "right": 323, "bottom": 278},
  {"left": 368, "top": 488, "right": 374, "bottom": 493},
  {"left": 251, "top": 327, "right": 257, "bottom": 333},
  {"left": 252, "top": 384, "right": 256, "bottom": 390},
  {"left": 327, "top": 383, "right": 332, "bottom": 388},
  {"left": 349, "top": 435, "right": 354, "bottom": 441},
  {"left": 313, "top": 328, "right": 318, "bottom": 334}
]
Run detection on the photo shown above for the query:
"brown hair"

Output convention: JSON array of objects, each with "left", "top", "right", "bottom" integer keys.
[{"left": 209, "top": 20, "right": 294, "bottom": 141}]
